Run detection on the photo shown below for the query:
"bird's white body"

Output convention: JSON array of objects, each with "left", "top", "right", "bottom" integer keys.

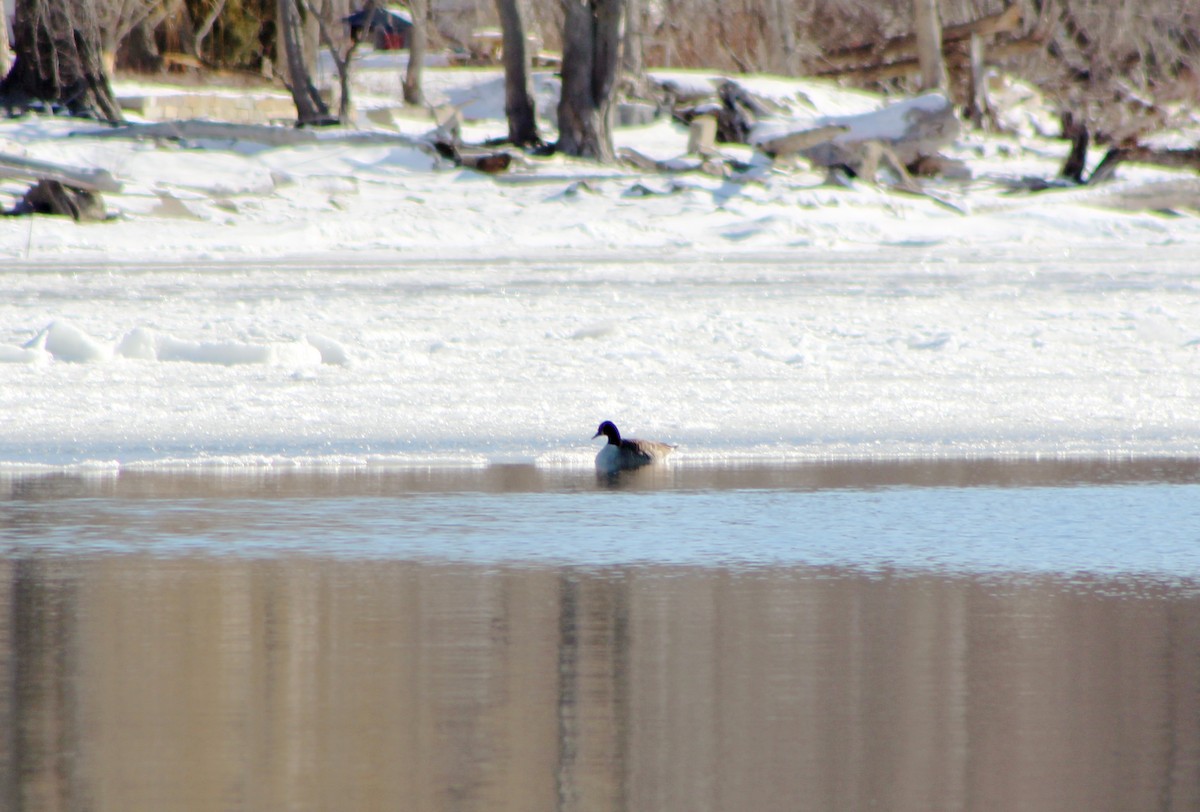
[
  {"left": 592, "top": 421, "right": 674, "bottom": 472},
  {"left": 595, "top": 443, "right": 624, "bottom": 473}
]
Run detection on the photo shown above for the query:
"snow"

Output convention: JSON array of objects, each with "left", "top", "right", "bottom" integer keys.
[
  {"left": 751, "top": 91, "right": 954, "bottom": 146},
  {"left": 1, "top": 66, "right": 1199, "bottom": 472}
]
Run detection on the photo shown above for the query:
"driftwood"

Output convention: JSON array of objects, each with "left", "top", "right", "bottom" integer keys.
[
  {"left": 458, "top": 150, "right": 513, "bottom": 173},
  {"left": 793, "top": 94, "right": 960, "bottom": 171},
  {"left": 83, "top": 120, "right": 324, "bottom": 147},
  {"left": 1089, "top": 146, "right": 1200, "bottom": 185},
  {"left": 674, "top": 82, "right": 786, "bottom": 146},
  {"left": 84, "top": 118, "right": 511, "bottom": 174},
  {"left": 617, "top": 146, "right": 739, "bottom": 178},
  {"left": 83, "top": 120, "right": 443, "bottom": 158},
  {"left": 431, "top": 137, "right": 516, "bottom": 174},
  {"left": 6, "top": 179, "right": 107, "bottom": 221},
  {"left": 0, "top": 153, "right": 121, "bottom": 193},
  {"left": 0, "top": 154, "right": 115, "bottom": 221},
  {"left": 755, "top": 125, "right": 851, "bottom": 159}
]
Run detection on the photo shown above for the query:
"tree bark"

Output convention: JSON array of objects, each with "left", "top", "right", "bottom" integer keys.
[
  {"left": 557, "top": 0, "right": 624, "bottom": 162},
  {"left": 1059, "top": 111, "right": 1089, "bottom": 183},
  {"left": 304, "top": 0, "right": 373, "bottom": 123},
  {"left": 0, "top": 4, "right": 11, "bottom": 75},
  {"left": 770, "top": 0, "right": 798, "bottom": 75},
  {"left": 0, "top": 0, "right": 122, "bottom": 122},
  {"left": 495, "top": 0, "right": 539, "bottom": 146},
  {"left": 277, "top": 0, "right": 331, "bottom": 124},
  {"left": 193, "top": 0, "right": 228, "bottom": 59},
  {"left": 403, "top": 0, "right": 427, "bottom": 105},
  {"left": 126, "top": 16, "right": 164, "bottom": 72},
  {"left": 621, "top": 0, "right": 644, "bottom": 91},
  {"left": 913, "top": 0, "right": 947, "bottom": 91}
]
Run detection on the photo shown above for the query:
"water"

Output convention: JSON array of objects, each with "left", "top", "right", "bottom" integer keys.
[{"left": 2, "top": 459, "right": 1200, "bottom": 811}]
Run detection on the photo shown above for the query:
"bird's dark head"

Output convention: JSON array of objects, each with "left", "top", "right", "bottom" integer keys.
[{"left": 592, "top": 421, "right": 621, "bottom": 444}]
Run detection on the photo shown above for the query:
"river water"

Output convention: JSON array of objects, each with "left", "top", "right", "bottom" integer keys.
[{"left": 2, "top": 458, "right": 1199, "bottom": 811}]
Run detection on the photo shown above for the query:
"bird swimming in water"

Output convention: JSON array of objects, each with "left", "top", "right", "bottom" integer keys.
[{"left": 592, "top": 420, "right": 674, "bottom": 472}]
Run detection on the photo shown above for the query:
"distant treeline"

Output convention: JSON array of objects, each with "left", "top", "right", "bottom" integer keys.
[{"left": 104, "top": 0, "right": 1194, "bottom": 96}]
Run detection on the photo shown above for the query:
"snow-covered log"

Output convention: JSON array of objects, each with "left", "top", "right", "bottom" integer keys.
[
  {"left": 754, "top": 124, "right": 851, "bottom": 159},
  {"left": 84, "top": 120, "right": 323, "bottom": 147},
  {"left": 82, "top": 120, "right": 435, "bottom": 154},
  {"left": 751, "top": 92, "right": 960, "bottom": 171},
  {"left": 0, "top": 152, "right": 121, "bottom": 192}
]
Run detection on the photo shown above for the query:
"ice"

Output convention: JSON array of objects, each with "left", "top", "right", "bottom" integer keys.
[
  {"left": 115, "top": 326, "right": 324, "bottom": 366},
  {"left": 25, "top": 321, "right": 112, "bottom": 363},
  {"left": 1, "top": 69, "right": 1198, "bottom": 471}
]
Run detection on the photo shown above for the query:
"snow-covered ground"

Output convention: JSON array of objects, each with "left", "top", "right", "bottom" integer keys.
[{"left": 1, "top": 65, "right": 1198, "bottom": 471}]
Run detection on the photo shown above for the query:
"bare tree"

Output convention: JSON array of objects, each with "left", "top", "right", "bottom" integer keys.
[
  {"left": 557, "top": 0, "right": 623, "bottom": 161},
  {"left": 495, "top": 0, "right": 539, "bottom": 145},
  {"left": 913, "top": 0, "right": 948, "bottom": 90},
  {"left": 770, "top": 0, "right": 799, "bottom": 75},
  {"left": 96, "top": 0, "right": 167, "bottom": 65},
  {"left": 1, "top": 5, "right": 11, "bottom": 74},
  {"left": 621, "top": 0, "right": 644, "bottom": 88},
  {"left": 403, "top": 0, "right": 427, "bottom": 104},
  {"left": 277, "top": 0, "right": 331, "bottom": 124},
  {"left": 0, "top": 0, "right": 122, "bottom": 121},
  {"left": 304, "top": 0, "right": 374, "bottom": 123},
  {"left": 191, "top": 0, "right": 228, "bottom": 58}
]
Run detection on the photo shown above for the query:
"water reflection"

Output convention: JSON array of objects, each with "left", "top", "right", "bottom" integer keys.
[
  {"left": 5, "top": 456, "right": 1200, "bottom": 503},
  {"left": 0, "top": 461, "right": 1199, "bottom": 811}
]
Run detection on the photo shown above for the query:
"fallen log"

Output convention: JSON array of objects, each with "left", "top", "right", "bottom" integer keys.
[
  {"left": 458, "top": 151, "right": 512, "bottom": 174},
  {"left": 0, "top": 153, "right": 122, "bottom": 193},
  {"left": 617, "top": 146, "right": 746, "bottom": 179},
  {"left": 6, "top": 179, "right": 107, "bottom": 221},
  {"left": 754, "top": 125, "right": 851, "bottom": 159},
  {"left": 753, "top": 92, "right": 960, "bottom": 172},
  {"left": 81, "top": 119, "right": 321, "bottom": 147},
  {"left": 1088, "top": 146, "right": 1200, "bottom": 185},
  {"left": 79, "top": 119, "right": 435, "bottom": 155}
]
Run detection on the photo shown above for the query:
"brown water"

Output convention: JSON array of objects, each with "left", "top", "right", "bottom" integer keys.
[{"left": 2, "top": 461, "right": 1200, "bottom": 811}]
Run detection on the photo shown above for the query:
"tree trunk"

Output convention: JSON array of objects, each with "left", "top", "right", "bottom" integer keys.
[
  {"left": 277, "top": 0, "right": 330, "bottom": 124},
  {"left": 193, "top": 0, "right": 228, "bottom": 58},
  {"left": 125, "top": 15, "right": 164, "bottom": 72},
  {"left": 557, "top": 0, "right": 624, "bottom": 162},
  {"left": 403, "top": 0, "right": 427, "bottom": 105},
  {"left": 621, "top": 0, "right": 644, "bottom": 91},
  {"left": 0, "top": 4, "right": 11, "bottom": 75},
  {"left": 304, "top": 0, "right": 373, "bottom": 124},
  {"left": 495, "top": 0, "right": 539, "bottom": 146},
  {"left": 913, "top": 0, "right": 947, "bottom": 91},
  {"left": 1059, "top": 111, "right": 1089, "bottom": 183},
  {"left": 0, "top": 0, "right": 122, "bottom": 122},
  {"left": 770, "top": 0, "right": 797, "bottom": 75}
]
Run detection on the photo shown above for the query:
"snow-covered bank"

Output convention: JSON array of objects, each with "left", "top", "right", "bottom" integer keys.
[
  {"left": 0, "top": 70, "right": 1197, "bottom": 263},
  {"left": 1, "top": 69, "right": 1198, "bottom": 470}
]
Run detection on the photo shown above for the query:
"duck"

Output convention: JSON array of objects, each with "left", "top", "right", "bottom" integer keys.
[{"left": 592, "top": 420, "right": 674, "bottom": 472}]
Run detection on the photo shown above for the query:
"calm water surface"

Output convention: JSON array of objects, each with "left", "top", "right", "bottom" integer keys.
[{"left": 2, "top": 459, "right": 1200, "bottom": 811}]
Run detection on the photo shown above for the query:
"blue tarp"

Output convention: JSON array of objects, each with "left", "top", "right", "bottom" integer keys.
[{"left": 345, "top": 6, "right": 413, "bottom": 34}]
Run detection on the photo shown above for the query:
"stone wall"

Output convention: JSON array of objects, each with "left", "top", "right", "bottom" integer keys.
[{"left": 119, "top": 92, "right": 297, "bottom": 125}]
